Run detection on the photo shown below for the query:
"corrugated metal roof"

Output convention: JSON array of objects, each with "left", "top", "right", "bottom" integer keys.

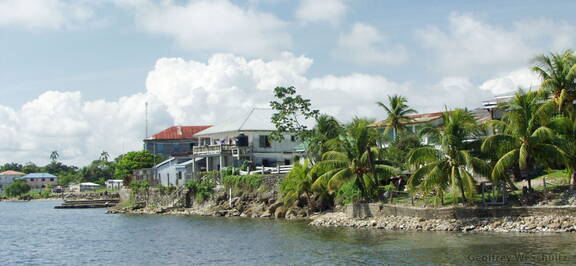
[
  {"left": 195, "top": 108, "right": 278, "bottom": 136},
  {"left": 147, "top": 125, "right": 212, "bottom": 140},
  {"left": 0, "top": 170, "right": 26, "bottom": 176},
  {"left": 20, "top": 173, "right": 57, "bottom": 179}
]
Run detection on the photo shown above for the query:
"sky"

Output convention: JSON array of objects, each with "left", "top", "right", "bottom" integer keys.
[{"left": 1, "top": 0, "right": 576, "bottom": 166}]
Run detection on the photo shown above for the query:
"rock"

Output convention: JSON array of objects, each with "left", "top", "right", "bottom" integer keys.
[
  {"left": 268, "top": 201, "right": 284, "bottom": 213},
  {"left": 274, "top": 206, "right": 286, "bottom": 219}
]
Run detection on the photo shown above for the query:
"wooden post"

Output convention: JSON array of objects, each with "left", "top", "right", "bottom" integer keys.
[
  {"left": 229, "top": 188, "right": 232, "bottom": 207},
  {"left": 277, "top": 164, "right": 280, "bottom": 174},
  {"left": 543, "top": 177, "right": 547, "bottom": 193}
]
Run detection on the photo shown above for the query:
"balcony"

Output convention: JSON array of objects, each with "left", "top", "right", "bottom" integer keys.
[{"left": 193, "top": 144, "right": 251, "bottom": 156}]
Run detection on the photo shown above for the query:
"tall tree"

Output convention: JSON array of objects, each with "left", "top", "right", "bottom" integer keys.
[
  {"left": 408, "top": 109, "right": 490, "bottom": 204},
  {"left": 531, "top": 50, "right": 576, "bottom": 112},
  {"left": 114, "top": 150, "right": 161, "bottom": 183},
  {"left": 311, "top": 119, "right": 399, "bottom": 200},
  {"left": 306, "top": 114, "right": 342, "bottom": 163},
  {"left": 376, "top": 95, "right": 417, "bottom": 140},
  {"left": 270, "top": 86, "right": 319, "bottom": 141},
  {"left": 100, "top": 151, "right": 110, "bottom": 162},
  {"left": 49, "top": 151, "right": 60, "bottom": 163},
  {"left": 482, "top": 90, "right": 563, "bottom": 190}
]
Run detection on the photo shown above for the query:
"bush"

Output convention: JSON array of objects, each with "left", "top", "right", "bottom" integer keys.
[
  {"left": 5, "top": 179, "right": 31, "bottom": 197},
  {"left": 335, "top": 181, "right": 361, "bottom": 205},
  {"left": 222, "top": 175, "right": 262, "bottom": 195},
  {"left": 130, "top": 181, "right": 150, "bottom": 192},
  {"left": 185, "top": 179, "right": 215, "bottom": 203}
]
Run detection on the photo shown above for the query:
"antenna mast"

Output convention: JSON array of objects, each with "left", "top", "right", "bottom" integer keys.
[{"left": 145, "top": 102, "right": 149, "bottom": 138}]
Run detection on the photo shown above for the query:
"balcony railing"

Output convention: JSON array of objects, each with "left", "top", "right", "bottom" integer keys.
[{"left": 193, "top": 144, "right": 250, "bottom": 156}]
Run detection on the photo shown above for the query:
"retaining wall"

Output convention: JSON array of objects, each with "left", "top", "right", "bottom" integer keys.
[{"left": 345, "top": 203, "right": 576, "bottom": 219}]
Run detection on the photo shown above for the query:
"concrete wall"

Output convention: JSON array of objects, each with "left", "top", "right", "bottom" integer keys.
[{"left": 345, "top": 203, "right": 576, "bottom": 219}]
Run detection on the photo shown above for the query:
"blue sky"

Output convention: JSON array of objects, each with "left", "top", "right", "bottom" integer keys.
[{"left": 1, "top": 0, "right": 576, "bottom": 165}]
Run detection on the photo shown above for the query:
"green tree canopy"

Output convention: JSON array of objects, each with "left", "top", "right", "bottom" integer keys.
[
  {"left": 5, "top": 179, "right": 31, "bottom": 197},
  {"left": 270, "top": 86, "right": 319, "bottom": 141},
  {"left": 114, "top": 150, "right": 161, "bottom": 182}
]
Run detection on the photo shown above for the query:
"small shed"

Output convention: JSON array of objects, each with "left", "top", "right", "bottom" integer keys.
[
  {"left": 105, "top": 179, "right": 124, "bottom": 190},
  {"left": 69, "top": 182, "right": 101, "bottom": 192}
]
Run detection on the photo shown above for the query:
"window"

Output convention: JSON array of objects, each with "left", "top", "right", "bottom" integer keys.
[
  {"left": 30, "top": 178, "right": 34, "bottom": 182},
  {"left": 178, "top": 172, "right": 182, "bottom": 179},
  {"left": 290, "top": 135, "right": 297, "bottom": 142},
  {"left": 50, "top": 178, "right": 54, "bottom": 182},
  {"left": 259, "top": 135, "right": 271, "bottom": 148},
  {"left": 284, "top": 159, "right": 291, "bottom": 165},
  {"left": 42, "top": 178, "right": 45, "bottom": 182}
]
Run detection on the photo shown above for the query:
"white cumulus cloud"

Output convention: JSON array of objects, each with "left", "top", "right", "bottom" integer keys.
[
  {"left": 0, "top": 0, "right": 102, "bottom": 30},
  {"left": 333, "top": 23, "right": 408, "bottom": 65},
  {"left": 417, "top": 13, "right": 576, "bottom": 76},
  {"left": 296, "top": 0, "right": 346, "bottom": 25},
  {"left": 122, "top": 0, "right": 291, "bottom": 57},
  {"left": 480, "top": 68, "right": 540, "bottom": 95}
]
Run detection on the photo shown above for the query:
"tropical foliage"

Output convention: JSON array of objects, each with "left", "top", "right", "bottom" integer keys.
[
  {"left": 311, "top": 119, "right": 399, "bottom": 200},
  {"left": 481, "top": 90, "right": 564, "bottom": 190},
  {"left": 376, "top": 95, "right": 417, "bottom": 140},
  {"left": 408, "top": 109, "right": 491, "bottom": 204}
]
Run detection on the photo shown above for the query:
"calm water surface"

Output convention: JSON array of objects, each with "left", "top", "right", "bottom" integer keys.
[{"left": 1, "top": 201, "right": 576, "bottom": 265}]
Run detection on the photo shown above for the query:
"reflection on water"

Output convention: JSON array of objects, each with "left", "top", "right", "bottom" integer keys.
[{"left": 1, "top": 201, "right": 576, "bottom": 265}]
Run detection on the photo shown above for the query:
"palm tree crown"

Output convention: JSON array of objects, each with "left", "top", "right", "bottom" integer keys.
[
  {"left": 376, "top": 95, "right": 417, "bottom": 140},
  {"left": 531, "top": 50, "right": 576, "bottom": 111}
]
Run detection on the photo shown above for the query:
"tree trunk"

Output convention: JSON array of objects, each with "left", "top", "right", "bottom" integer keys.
[
  {"left": 305, "top": 192, "right": 315, "bottom": 214},
  {"left": 458, "top": 181, "right": 467, "bottom": 204},
  {"left": 571, "top": 170, "right": 576, "bottom": 191}
]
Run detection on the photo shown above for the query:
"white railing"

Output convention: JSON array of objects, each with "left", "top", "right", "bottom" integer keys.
[{"left": 240, "top": 165, "right": 293, "bottom": 175}]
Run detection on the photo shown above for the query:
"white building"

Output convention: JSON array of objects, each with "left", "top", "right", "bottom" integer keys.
[
  {"left": 190, "top": 108, "right": 304, "bottom": 174},
  {"left": 105, "top": 180, "right": 124, "bottom": 190},
  {"left": 69, "top": 182, "right": 101, "bottom": 192}
]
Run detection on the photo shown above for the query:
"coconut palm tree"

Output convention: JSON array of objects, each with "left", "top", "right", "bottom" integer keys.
[
  {"left": 408, "top": 109, "right": 490, "bottom": 204},
  {"left": 531, "top": 50, "right": 576, "bottom": 112},
  {"left": 280, "top": 160, "right": 316, "bottom": 213},
  {"left": 482, "top": 90, "right": 563, "bottom": 190},
  {"left": 49, "top": 151, "right": 59, "bottom": 162},
  {"left": 376, "top": 95, "right": 417, "bottom": 140},
  {"left": 549, "top": 112, "right": 576, "bottom": 189},
  {"left": 311, "top": 119, "right": 399, "bottom": 200},
  {"left": 100, "top": 151, "right": 110, "bottom": 162},
  {"left": 307, "top": 114, "right": 342, "bottom": 163}
]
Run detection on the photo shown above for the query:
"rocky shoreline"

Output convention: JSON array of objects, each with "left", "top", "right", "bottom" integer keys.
[{"left": 310, "top": 212, "right": 576, "bottom": 233}]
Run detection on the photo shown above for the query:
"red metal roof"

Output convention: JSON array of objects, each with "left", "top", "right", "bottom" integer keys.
[{"left": 148, "top": 126, "right": 211, "bottom": 140}]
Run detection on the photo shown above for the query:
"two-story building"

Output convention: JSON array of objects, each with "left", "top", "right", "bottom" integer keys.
[
  {"left": 19, "top": 173, "right": 58, "bottom": 189},
  {"left": 190, "top": 108, "right": 304, "bottom": 174},
  {"left": 0, "top": 170, "right": 25, "bottom": 191},
  {"left": 144, "top": 125, "right": 211, "bottom": 158}
]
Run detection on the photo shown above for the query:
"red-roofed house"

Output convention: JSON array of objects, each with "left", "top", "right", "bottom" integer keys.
[
  {"left": 144, "top": 126, "right": 211, "bottom": 158},
  {"left": 0, "top": 170, "right": 26, "bottom": 191}
]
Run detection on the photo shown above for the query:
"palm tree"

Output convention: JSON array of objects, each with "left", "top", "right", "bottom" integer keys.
[
  {"left": 280, "top": 160, "right": 315, "bottom": 213},
  {"left": 307, "top": 114, "right": 342, "bottom": 163},
  {"left": 549, "top": 112, "right": 576, "bottom": 189},
  {"left": 531, "top": 50, "right": 576, "bottom": 112},
  {"left": 311, "top": 119, "right": 399, "bottom": 200},
  {"left": 100, "top": 151, "right": 110, "bottom": 162},
  {"left": 376, "top": 95, "right": 417, "bottom": 140},
  {"left": 482, "top": 90, "right": 563, "bottom": 190},
  {"left": 49, "top": 151, "right": 59, "bottom": 162},
  {"left": 408, "top": 109, "right": 490, "bottom": 204}
]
